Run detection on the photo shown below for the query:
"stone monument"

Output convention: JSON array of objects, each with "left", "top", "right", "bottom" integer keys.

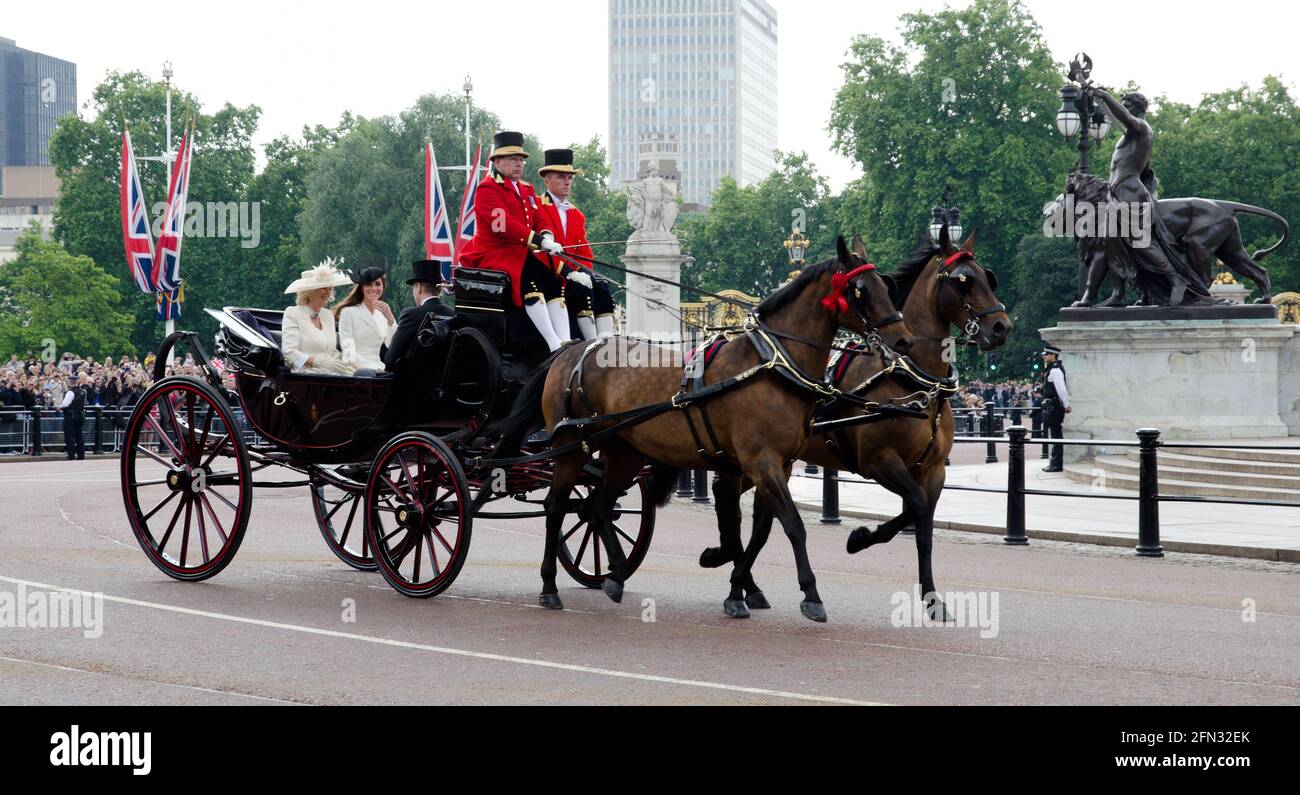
[{"left": 621, "top": 153, "right": 684, "bottom": 340}]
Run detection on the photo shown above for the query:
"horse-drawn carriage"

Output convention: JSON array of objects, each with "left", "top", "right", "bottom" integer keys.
[{"left": 118, "top": 268, "right": 655, "bottom": 598}]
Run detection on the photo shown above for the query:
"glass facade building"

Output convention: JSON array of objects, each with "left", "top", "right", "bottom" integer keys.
[
  {"left": 608, "top": 0, "right": 777, "bottom": 207},
  {"left": 0, "top": 37, "right": 78, "bottom": 168}
]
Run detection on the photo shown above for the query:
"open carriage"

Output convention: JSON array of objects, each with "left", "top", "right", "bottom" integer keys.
[{"left": 117, "top": 268, "right": 656, "bottom": 598}]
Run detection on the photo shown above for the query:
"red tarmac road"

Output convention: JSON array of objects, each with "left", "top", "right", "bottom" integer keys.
[{"left": 1, "top": 458, "right": 1297, "bottom": 705}]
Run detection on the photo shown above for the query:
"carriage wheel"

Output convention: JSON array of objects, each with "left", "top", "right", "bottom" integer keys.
[
  {"left": 120, "top": 377, "right": 252, "bottom": 581},
  {"left": 310, "top": 478, "right": 377, "bottom": 571},
  {"left": 558, "top": 474, "right": 655, "bottom": 589},
  {"left": 364, "top": 433, "right": 472, "bottom": 598}
]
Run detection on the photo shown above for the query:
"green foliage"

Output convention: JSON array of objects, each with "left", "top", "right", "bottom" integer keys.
[
  {"left": 0, "top": 227, "right": 134, "bottom": 358},
  {"left": 1002, "top": 231, "right": 1079, "bottom": 375},
  {"left": 678, "top": 151, "right": 832, "bottom": 297}
]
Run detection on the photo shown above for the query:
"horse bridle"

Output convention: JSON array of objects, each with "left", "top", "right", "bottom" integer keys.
[
  {"left": 767, "top": 256, "right": 905, "bottom": 351},
  {"left": 935, "top": 250, "right": 1005, "bottom": 344}
]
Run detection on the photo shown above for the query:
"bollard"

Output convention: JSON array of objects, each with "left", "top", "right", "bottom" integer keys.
[
  {"left": 984, "top": 401, "right": 998, "bottom": 464},
  {"left": 30, "top": 406, "right": 42, "bottom": 456},
  {"left": 805, "top": 461, "right": 818, "bottom": 475},
  {"left": 820, "top": 467, "right": 841, "bottom": 524},
  {"left": 1034, "top": 407, "right": 1048, "bottom": 459},
  {"left": 1011, "top": 407, "right": 1022, "bottom": 426},
  {"left": 692, "top": 469, "right": 710, "bottom": 503},
  {"left": 676, "top": 469, "right": 693, "bottom": 498},
  {"left": 1004, "top": 426, "right": 1029, "bottom": 545},
  {"left": 92, "top": 406, "right": 104, "bottom": 454},
  {"left": 1135, "top": 428, "right": 1164, "bottom": 557}
]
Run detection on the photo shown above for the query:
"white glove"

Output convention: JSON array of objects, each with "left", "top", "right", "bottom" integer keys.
[
  {"left": 540, "top": 234, "right": 564, "bottom": 255},
  {"left": 567, "top": 269, "right": 593, "bottom": 289}
]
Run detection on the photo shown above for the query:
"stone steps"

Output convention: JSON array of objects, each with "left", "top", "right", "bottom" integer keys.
[
  {"left": 1118, "top": 448, "right": 1300, "bottom": 477},
  {"left": 1063, "top": 455, "right": 1300, "bottom": 502},
  {"left": 1148, "top": 444, "right": 1300, "bottom": 466}
]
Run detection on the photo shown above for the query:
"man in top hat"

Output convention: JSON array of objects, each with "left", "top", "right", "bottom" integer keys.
[
  {"left": 1040, "top": 343, "right": 1070, "bottom": 472},
  {"left": 381, "top": 259, "right": 457, "bottom": 372},
  {"left": 457, "top": 131, "right": 580, "bottom": 352},
  {"left": 536, "top": 148, "right": 612, "bottom": 340}
]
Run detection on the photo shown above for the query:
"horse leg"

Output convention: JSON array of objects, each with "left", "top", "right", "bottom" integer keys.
[
  {"left": 847, "top": 454, "right": 922, "bottom": 554},
  {"left": 700, "top": 472, "right": 747, "bottom": 568},
  {"left": 587, "top": 445, "right": 645, "bottom": 604},
  {"left": 917, "top": 464, "right": 953, "bottom": 622},
  {"left": 746, "top": 457, "right": 826, "bottom": 623},
  {"left": 724, "top": 492, "right": 775, "bottom": 618},
  {"left": 540, "top": 452, "right": 584, "bottom": 610}
]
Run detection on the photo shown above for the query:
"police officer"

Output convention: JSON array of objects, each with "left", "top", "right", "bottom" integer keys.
[
  {"left": 59, "top": 373, "right": 89, "bottom": 460},
  {"left": 1041, "top": 343, "right": 1070, "bottom": 472}
]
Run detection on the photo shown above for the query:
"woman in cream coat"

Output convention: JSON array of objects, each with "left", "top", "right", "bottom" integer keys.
[
  {"left": 336, "top": 263, "right": 397, "bottom": 371},
  {"left": 281, "top": 259, "right": 357, "bottom": 375}
]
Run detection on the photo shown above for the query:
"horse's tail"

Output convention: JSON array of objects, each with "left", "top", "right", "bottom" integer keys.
[
  {"left": 1214, "top": 200, "right": 1291, "bottom": 261},
  {"left": 645, "top": 459, "right": 681, "bottom": 508},
  {"left": 492, "top": 364, "right": 552, "bottom": 459}
]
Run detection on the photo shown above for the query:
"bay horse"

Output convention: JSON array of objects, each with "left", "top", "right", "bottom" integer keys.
[
  {"left": 494, "top": 235, "right": 915, "bottom": 622},
  {"left": 701, "top": 227, "right": 1011, "bottom": 619}
]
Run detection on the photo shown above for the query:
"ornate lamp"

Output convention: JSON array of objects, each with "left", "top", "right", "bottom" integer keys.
[
  {"left": 1056, "top": 84, "right": 1083, "bottom": 138},
  {"left": 929, "top": 186, "right": 963, "bottom": 244},
  {"left": 784, "top": 230, "right": 809, "bottom": 281},
  {"left": 1089, "top": 108, "right": 1111, "bottom": 141}
]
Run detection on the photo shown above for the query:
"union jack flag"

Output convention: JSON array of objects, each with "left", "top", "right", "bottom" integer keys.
[
  {"left": 425, "top": 142, "right": 455, "bottom": 284},
  {"left": 455, "top": 143, "right": 483, "bottom": 269},
  {"left": 120, "top": 131, "right": 157, "bottom": 293},
  {"left": 156, "top": 284, "right": 183, "bottom": 321},
  {"left": 153, "top": 124, "right": 193, "bottom": 294}
]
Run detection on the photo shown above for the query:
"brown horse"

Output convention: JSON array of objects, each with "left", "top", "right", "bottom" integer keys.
[
  {"left": 702, "top": 227, "right": 1012, "bottom": 619},
  {"left": 493, "top": 235, "right": 915, "bottom": 622}
]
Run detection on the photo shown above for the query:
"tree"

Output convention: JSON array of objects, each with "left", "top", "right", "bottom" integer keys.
[
  {"left": 828, "top": 0, "right": 1071, "bottom": 332},
  {"left": 0, "top": 227, "right": 134, "bottom": 358},
  {"left": 48, "top": 71, "right": 261, "bottom": 354}
]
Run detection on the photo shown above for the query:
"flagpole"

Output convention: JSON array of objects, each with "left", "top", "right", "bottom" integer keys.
[
  {"left": 162, "top": 61, "right": 175, "bottom": 363},
  {"left": 463, "top": 75, "right": 472, "bottom": 187}
]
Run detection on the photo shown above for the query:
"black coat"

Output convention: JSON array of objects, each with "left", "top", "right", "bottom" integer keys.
[{"left": 382, "top": 298, "right": 456, "bottom": 371}]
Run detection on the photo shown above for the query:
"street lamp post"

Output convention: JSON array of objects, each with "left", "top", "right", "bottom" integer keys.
[
  {"left": 783, "top": 229, "right": 809, "bottom": 283},
  {"left": 929, "top": 185, "right": 963, "bottom": 245},
  {"left": 1056, "top": 52, "right": 1111, "bottom": 173}
]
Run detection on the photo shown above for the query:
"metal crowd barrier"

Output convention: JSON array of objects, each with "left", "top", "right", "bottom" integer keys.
[{"left": 0, "top": 404, "right": 264, "bottom": 456}]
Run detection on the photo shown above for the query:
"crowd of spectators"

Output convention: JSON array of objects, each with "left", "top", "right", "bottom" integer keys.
[{"left": 952, "top": 378, "right": 1042, "bottom": 411}]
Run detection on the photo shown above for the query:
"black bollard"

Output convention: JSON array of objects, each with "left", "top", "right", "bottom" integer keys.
[
  {"left": 31, "top": 406, "right": 42, "bottom": 457},
  {"left": 1135, "top": 428, "right": 1164, "bottom": 557},
  {"left": 92, "top": 407, "right": 103, "bottom": 454},
  {"left": 820, "top": 467, "right": 841, "bottom": 524},
  {"left": 1034, "top": 407, "right": 1048, "bottom": 459},
  {"left": 676, "top": 469, "right": 693, "bottom": 498},
  {"left": 692, "top": 469, "right": 710, "bottom": 503},
  {"left": 805, "top": 461, "right": 819, "bottom": 475},
  {"left": 1004, "top": 426, "right": 1029, "bottom": 545},
  {"left": 984, "top": 401, "right": 998, "bottom": 464}
]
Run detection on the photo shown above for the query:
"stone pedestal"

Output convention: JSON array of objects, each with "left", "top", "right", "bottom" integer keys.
[
  {"left": 621, "top": 234, "right": 681, "bottom": 341},
  {"left": 1041, "top": 305, "right": 1297, "bottom": 448}
]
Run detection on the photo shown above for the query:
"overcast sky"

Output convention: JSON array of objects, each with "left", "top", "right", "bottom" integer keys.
[{"left": 8, "top": 0, "right": 1297, "bottom": 191}]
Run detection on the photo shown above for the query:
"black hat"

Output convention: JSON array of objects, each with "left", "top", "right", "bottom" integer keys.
[
  {"left": 1042, "top": 343, "right": 1062, "bottom": 355},
  {"left": 489, "top": 131, "right": 528, "bottom": 160},
  {"left": 407, "top": 260, "right": 445, "bottom": 286},
  {"left": 356, "top": 254, "right": 388, "bottom": 285},
  {"left": 538, "top": 148, "right": 581, "bottom": 176}
]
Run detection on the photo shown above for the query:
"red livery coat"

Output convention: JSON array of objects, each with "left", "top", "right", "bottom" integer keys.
[
  {"left": 457, "top": 171, "right": 556, "bottom": 306},
  {"left": 535, "top": 191, "right": 593, "bottom": 273}
]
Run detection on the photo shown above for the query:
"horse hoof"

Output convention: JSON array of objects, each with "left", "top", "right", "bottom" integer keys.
[
  {"left": 846, "top": 526, "right": 871, "bottom": 554},
  {"left": 539, "top": 593, "right": 564, "bottom": 610},
  {"left": 699, "top": 547, "right": 732, "bottom": 568},
  {"left": 926, "top": 598, "right": 954, "bottom": 623},
  {"left": 601, "top": 578, "right": 624, "bottom": 604},
  {"left": 744, "top": 590, "right": 771, "bottom": 610},
  {"left": 723, "top": 598, "right": 751, "bottom": 619},
  {"left": 800, "top": 600, "right": 828, "bottom": 623}
]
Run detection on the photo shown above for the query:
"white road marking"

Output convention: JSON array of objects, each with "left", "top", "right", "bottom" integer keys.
[
  {"left": 0, "top": 655, "right": 306, "bottom": 705},
  {"left": 0, "top": 575, "right": 886, "bottom": 706}
]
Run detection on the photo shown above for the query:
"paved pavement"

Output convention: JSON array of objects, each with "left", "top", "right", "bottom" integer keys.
[
  {"left": 790, "top": 450, "right": 1300, "bottom": 562},
  {"left": 1, "top": 458, "right": 1298, "bottom": 705}
]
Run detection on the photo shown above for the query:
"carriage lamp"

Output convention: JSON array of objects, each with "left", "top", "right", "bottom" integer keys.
[
  {"left": 1056, "top": 84, "right": 1083, "bottom": 138},
  {"left": 929, "top": 186, "right": 963, "bottom": 244}
]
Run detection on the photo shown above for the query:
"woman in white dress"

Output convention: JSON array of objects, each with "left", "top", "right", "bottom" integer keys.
[
  {"left": 281, "top": 259, "right": 357, "bottom": 375},
  {"left": 335, "top": 263, "right": 397, "bottom": 372}
]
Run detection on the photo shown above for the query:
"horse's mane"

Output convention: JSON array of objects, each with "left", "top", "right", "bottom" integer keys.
[
  {"left": 755, "top": 257, "right": 836, "bottom": 316},
  {"left": 889, "top": 242, "right": 941, "bottom": 309}
]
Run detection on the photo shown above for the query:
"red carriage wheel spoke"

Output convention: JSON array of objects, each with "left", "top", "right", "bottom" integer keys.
[
  {"left": 196, "top": 403, "right": 215, "bottom": 460},
  {"left": 380, "top": 474, "right": 409, "bottom": 504},
  {"left": 161, "top": 393, "right": 190, "bottom": 461},
  {"left": 323, "top": 498, "right": 347, "bottom": 523},
  {"left": 185, "top": 393, "right": 197, "bottom": 460},
  {"left": 178, "top": 499, "right": 193, "bottom": 567},
  {"left": 396, "top": 452, "right": 418, "bottom": 501},
  {"left": 563, "top": 520, "right": 586, "bottom": 543},
  {"left": 416, "top": 450, "right": 428, "bottom": 504},
  {"left": 430, "top": 526, "right": 456, "bottom": 558},
  {"left": 155, "top": 498, "right": 187, "bottom": 556},
  {"left": 205, "top": 486, "right": 239, "bottom": 513},
  {"left": 411, "top": 532, "right": 422, "bottom": 582},
  {"left": 390, "top": 532, "right": 417, "bottom": 568},
  {"left": 132, "top": 478, "right": 172, "bottom": 488},
  {"left": 145, "top": 413, "right": 185, "bottom": 463},
  {"left": 614, "top": 526, "right": 637, "bottom": 547},
  {"left": 593, "top": 532, "right": 601, "bottom": 574},
  {"left": 337, "top": 496, "right": 360, "bottom": 547},
  {"left": 572, "top": 524, "right": 594, "bottom": 565},
  {"left": 199, "top": 435, "right": 230, "bottom": 470},
  {"left": 136, "top": 443, "right": 175, "bottom": 469},
  {"left": 199, "top": 494, "right": 229, "bottom": 544},
  {"left": 425, "top": 532, "right": 441, "bottom": 575},
  {"left": 380, "top": 525, "right": 406, "bottom": 545},
  {"left": 196, "top": 500, "right": 211, "bottom": 564},
  {"left": 141, "top": 490, "right": 180, "bottom": 522}
]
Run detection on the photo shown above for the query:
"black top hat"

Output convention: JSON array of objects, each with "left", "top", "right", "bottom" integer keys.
[
  {"left": 538, "top": 148, "right": 581, "bottom": 175},
  {"left": 1042, "top": 343, "right": 1062, "bottom": 355},
  {"left": 407, "top": 260, "right": 445, "bottom": 286},
  {"left": 490, "top": 131, "right": 528, "bottom": 159}
]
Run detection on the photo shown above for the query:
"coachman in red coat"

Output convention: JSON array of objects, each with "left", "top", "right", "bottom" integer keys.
[
  {"left": 536, "top": 148, "right": 614, "bottom": 338},
  {"left": 457, "top": 131, "right": 574, "bottom": 351}
]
